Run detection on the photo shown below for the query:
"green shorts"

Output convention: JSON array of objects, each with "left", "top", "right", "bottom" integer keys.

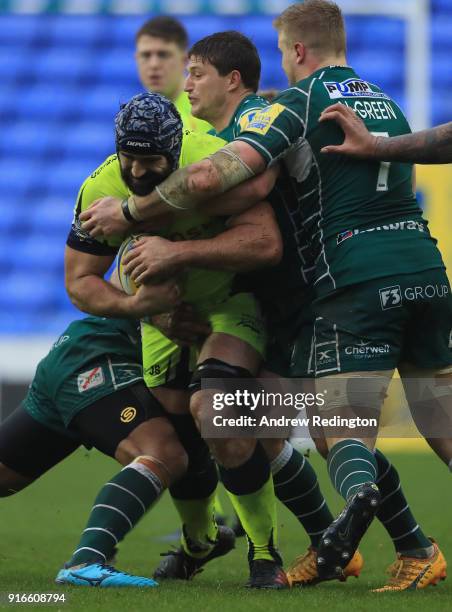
[
  {"left": 310, "top": 268, "right": 452, "bottom": 376},
  {"left": 142, "top": 292, "right": 266, "bottom": 388},
  {"left": 22, "top": 355, "right": 143, "bottom": 433},
  {"left": 264, "top": 290, "right": 315, "bottom": 378}
]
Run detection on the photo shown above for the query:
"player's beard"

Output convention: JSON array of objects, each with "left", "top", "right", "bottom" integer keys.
[{"left": 120, "top": 167, "right": 171, "bottom": 197}]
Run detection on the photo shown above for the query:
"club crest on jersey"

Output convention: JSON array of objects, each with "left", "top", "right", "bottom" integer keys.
[
  {"left": 242, "top": 103, "right": 286, "bottom": 135},
  {"left": 324, "top": 79, "right": 388, "bottom": 100},
  {"left": 77, "top": 367, "right": 105, "bottom": 393}
]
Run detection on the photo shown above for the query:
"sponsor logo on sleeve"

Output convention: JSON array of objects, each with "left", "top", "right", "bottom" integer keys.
[
  {"left": 77, "top": 367, "right": 105, "bottom": 392},
  {"left": 324, "top": 78, "right": 389, "bottom": 100},
  {"left": 241, "top": 103, "right": 286, "bottom": 135},
  {"left": 238, "top": 110, "right": 259, "bottom": 132}
]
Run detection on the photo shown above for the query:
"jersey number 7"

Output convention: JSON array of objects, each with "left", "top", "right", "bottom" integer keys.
[{"left": 371, "top": 131, "right": 390, "bottom": 192}]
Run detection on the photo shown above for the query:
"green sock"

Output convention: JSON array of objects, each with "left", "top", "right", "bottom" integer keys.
[
  {"left": 374, "top": 449, "right": 433, "bottom": 557},
  {"left": 172, "top": 494, "right": 219, "bottom": 559},
  {"left": 272, "top": 441, "right": 334, "bottom": 548},
  {"left": 68, "top": 461, "right": 163, "bottom": 567},
  {"left": 220, "top": 443, "right": 278, "bottom": 563},
  {"left": 327, "top": 439, "right": 378, "bottom": 500}
]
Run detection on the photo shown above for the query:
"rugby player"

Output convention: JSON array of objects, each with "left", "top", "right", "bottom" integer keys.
[
  {"left": 66, "top": 92, "right": 290, "bottom": 588},
  {"left": 319, "top": 103, "right": 452, "bottom": 164},
  {"left": 164, "top": 30, "right": 359, "bottom": 584},
  {"left": 126, "top": 28, "right": 446, "bottom": 590},
  {"left": 80, "top": 1, "right": 450, "bottom": 592},
  {"left": 0, "top": 315, "right": 187, "bottom": 587},
  {"left": 135, "top": 15, "right": 210, "bottom": 133}
]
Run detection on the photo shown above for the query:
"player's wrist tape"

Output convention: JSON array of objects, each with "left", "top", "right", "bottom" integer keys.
[
  {"left": 121, "top": 197, "right": 143, "bottom": 222},
  {"left": 121, "top": 198, "right": 134, "bottom": 222}
]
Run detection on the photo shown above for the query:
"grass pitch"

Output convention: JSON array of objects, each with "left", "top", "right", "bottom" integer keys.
[{"left": 2, "top": 448, "right": 451, "bottom": 611}]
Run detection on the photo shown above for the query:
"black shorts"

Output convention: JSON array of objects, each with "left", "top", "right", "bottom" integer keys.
[
  {"left": 69, "top": 382, "right": 166, "bottom": 457},
  {"left": 0, "top": 382, "right": 165, "bottom": 478},
  {"left": 0, "top": 407, "right": 80, "bottom": 478}
]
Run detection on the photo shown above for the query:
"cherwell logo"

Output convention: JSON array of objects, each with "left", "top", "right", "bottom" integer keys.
[
  {"left": 345, "top": 340, "right": 390, "bottom": 358},
  {"left": 379, "top": 286, "right": 402, "bottom": 310}
]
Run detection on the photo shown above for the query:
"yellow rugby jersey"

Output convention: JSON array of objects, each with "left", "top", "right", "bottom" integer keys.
[{"left": 67, "top": 131, "right": 234, "bottom": 304}]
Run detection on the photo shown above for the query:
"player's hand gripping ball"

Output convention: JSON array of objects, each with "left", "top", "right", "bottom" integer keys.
[{"left": 117, "top": 235, "right": 144, "bottom": 295}]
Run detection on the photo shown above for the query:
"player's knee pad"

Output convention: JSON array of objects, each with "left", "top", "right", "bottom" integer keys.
[{"left": 189, "top": 358, "right": 253, "bottom": 396}]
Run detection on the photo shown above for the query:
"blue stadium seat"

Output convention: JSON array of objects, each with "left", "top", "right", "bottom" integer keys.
[
  {"left": 41, "top": 160, "right": 94, "bottom": 195},
  {"left": 432, "top": 95, "right": 451, "bottom": 126},
  {"left": 97, "top": 51, "right": 139, "bottom": 83},
  {"left": 18, "top": 237, "right": 65, "bottom": 273},
  {"left": 432, "top": 55, "right": 452, "bottom": 86},
  {"left": 0, "top": 273, "right": 60, "bottom": 311},
  {"left": 32, "top": 50, "right": 91, "bottom": 81},
  {"left": 0, "top": 204, "right": 22, "bottom": 234},
  {"left": 28, "top": 199, "right": 73, "bottom": 234},
  {"left": 0, "top": 52, "right": 32, "bottom": 82},
  {"left": 15, "top": 86, "right": 80, "bottom": 118},
  {"left": 47, "top": 15, "right": 107, "bottom": 46},
  {"left": 62, "top": 121, "right": 114, "bottom": 158},
  {"left": 432, "top": 0, "right": 452, "bottom": 15},
  {"left": 349, "top": 51, "right": 404, "bottom": 90},
  {"left": 431, "top": 17, "right": 452, "bottom": 48},
  {"left": 0, "top": 15, "right": 40, "bottom": 44}
]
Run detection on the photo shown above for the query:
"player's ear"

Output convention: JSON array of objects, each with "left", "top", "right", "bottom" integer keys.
[
  {"left": 228, "top": 70, "right": 242, "bottom": 92},
  {"left": 294, "top": 41, "right": 305, "bottom": 65}
]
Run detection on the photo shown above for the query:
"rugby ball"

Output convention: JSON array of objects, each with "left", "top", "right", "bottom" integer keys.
[{"left": 117, "top": 235, "right": 143, "bottom": 295}]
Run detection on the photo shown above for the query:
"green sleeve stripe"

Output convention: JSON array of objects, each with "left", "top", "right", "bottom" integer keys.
[
  {"left": 269, "top": 124, "right": 291, "bottom": 146},
  {"left": 288, "top": 86, "right": 309, "bottom": 97},
  {"left": 283, "top": 105, "right": 305, "bottom": 127},
  {"left": 304, "top": 77, "right": 320, "bottom": 135},
  {"left": 235, "top": 136, "right": 273, "bottom": 164}
]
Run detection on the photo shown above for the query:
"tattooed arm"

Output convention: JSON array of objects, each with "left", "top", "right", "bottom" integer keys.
[
  {"left": 79, "top": 141, "right": 266, "bottom": 238},
  {"left": 319, "top": 103, "right": 452, "bottom": 164}
]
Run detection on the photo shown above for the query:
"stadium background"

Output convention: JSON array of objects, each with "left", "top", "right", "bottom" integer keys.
[{"left": 1, "top": 1, "right": 452, "bottom": 607}]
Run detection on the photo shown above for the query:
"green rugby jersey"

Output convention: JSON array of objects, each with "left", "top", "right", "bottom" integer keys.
[
  {"left": 68, "top": 131, "right": 235, "bottom": 305},
  {"left": 210, "top": 93, "right": 312, "bottom": 310},
  {"left": 210, "top": 93, "right": 269, "bottom": 141},
  {"left": 237, "top": 65, "right": 444, "bottom": 297},
  {"left": 22, "top": 317, "right": 142, "bottom": 431},
  {"left": 24, "top": 318, "right": 141, "bottom": 401}
]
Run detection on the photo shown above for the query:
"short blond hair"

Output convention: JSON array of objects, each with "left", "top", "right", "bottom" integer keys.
[{"left": 274, "top": 0, "right": 346, "bottom": 57}]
